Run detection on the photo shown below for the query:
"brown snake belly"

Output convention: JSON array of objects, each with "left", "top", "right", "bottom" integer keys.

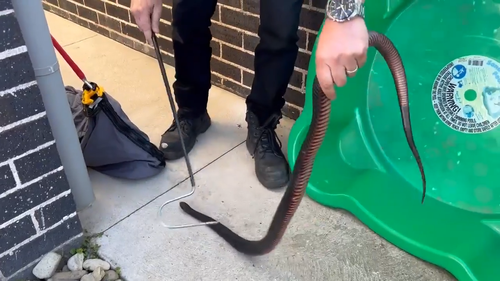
[{"left": 179, "top": 31, "right": 426, "bottom": 256}]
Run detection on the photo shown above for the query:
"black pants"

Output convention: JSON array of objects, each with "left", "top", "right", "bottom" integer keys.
[{"left": 171, "top": 0, "right": 302, "bottom": 122}]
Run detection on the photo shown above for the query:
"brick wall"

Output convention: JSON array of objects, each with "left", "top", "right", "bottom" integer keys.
[
  {"left": 0, "top": 2, "right": 83, "bottom": 280},
  {"left": 41, "top": 0, "right": 327, "bottom": 119}
]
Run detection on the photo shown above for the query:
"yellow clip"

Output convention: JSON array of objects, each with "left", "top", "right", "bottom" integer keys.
[{"left": 81, "top": 84, "right": 104, "bottom": 105}]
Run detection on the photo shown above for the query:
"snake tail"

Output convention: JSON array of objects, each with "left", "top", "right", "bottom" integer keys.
[{"left": 367, "top": 31, "right": 426, "bottom": 202}]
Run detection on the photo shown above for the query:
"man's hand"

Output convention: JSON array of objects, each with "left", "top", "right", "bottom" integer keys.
[
  {"left": 130, "top": 0, "right": 163, "bottom": 45},
  {"left": 315, "top": 17, "right": 369, "bottom": 100}
]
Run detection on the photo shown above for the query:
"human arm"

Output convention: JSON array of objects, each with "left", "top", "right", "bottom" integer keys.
[{"left": 315, "top": 0, "right": 369, "bottom": 100}]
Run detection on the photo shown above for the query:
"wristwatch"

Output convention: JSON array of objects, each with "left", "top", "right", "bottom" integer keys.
[{"left": 325, "top": 0, "right": 365, "bottom": 22}]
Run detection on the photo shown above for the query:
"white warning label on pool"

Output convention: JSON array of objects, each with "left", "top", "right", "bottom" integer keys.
[{"left": 432, "top": 55, "right": 500, "bottom": 134}]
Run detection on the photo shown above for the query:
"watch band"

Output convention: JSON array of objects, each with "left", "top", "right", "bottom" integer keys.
[{"left": 326, "top": 0, "right": 365, "bottom": 22}]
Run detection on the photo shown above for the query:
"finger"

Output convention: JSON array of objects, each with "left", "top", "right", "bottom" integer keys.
[
  {"left": 316, "top": 63, "right": 336, "bottom": 100},
  {"left": 342, "top": 56, "right": 359, "bottom": 78},
  {"left": 151, "top": 3, "right": 162, "bottom": 33},
  {"left": 330, "top": 61, "right": 347, "bottom": 88},
  {"left": 356, "top": 49, "right": 368, "bottom": 68},
  {"left": 144, "top": 30, "right": 153, "bottom": 45},
  {"left": 130, "top": 6, "right": 143, "bottom": 26},
  {"left": 135, "top": 13, "right": 151, "bottom": 32},
  {"left": 135, "top": 15, "right": 153, "bottom": 44}
]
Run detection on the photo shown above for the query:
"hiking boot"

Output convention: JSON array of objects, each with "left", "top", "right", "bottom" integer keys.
[
  {"left": 160, "top": 110, "right": 211, "bottom": 160},
  {"left": 246, "top": 111, "right": 290, "bottom": 189}
]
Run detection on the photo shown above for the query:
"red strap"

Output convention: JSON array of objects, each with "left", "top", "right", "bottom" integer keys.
[{"left": 50, "top": 35, "right": 86, "bottom": 81}]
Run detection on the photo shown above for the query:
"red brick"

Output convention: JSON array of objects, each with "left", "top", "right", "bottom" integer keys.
[{"left": 43, "top": 1, "right": 323, "bottom": 117}]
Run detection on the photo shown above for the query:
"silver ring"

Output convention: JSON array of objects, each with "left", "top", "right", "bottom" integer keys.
[{"left": 346, "top": 66, "right": 358, "bottom": 74}]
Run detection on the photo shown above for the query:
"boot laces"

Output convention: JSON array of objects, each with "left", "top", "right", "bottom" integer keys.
[
  {"left": 165, "top": 118, "right": 192, "bottom": 135},
  {"left": 252, "top": 114, "right": 283, "bottom": 158}
]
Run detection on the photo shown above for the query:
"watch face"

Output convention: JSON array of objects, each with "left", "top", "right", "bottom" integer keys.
[{"left": 328, "top": 0, "right": 357, "bottom": 21}]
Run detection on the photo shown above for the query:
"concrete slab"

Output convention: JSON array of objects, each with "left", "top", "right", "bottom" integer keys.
[
  {"left": 96, "top": 144, "right": 454, "bottom": 281},
  {"left": 44, "top": 12, "right": 97, "bottom": 46}
]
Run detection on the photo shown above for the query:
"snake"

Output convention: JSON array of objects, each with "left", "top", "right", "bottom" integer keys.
[{"left": 179, "top": 31, "right": 426, "bottom": 256}]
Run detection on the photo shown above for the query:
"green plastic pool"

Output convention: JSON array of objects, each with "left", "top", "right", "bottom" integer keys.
[{"left": 287, "top": 1, "right": 500, "bottom": 280}]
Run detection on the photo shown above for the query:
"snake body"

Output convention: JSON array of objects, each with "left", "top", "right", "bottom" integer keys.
[{"left": 179, "top": 31, "right": 426, "bottom": 256}]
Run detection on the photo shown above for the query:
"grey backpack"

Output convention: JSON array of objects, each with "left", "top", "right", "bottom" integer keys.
[{"left": 65, "top": 85, "right": 166, "bottom": 180}]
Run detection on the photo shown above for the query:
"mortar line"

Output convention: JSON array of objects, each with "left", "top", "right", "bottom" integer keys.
[{"left": 98, "top": 140, "right": 246, "bottom": 234}]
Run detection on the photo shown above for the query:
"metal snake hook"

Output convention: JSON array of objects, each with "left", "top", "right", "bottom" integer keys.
[
  {"left": 158, "top": 184, "right": 217, "bottom": 229},
  {"left": 152, "top": 33, "right": 218, "bottom": 229}
]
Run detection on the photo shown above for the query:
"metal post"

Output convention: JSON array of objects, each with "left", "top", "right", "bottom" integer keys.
[{"left": 11, "top": 0, "right": 95, "bottom": 211}]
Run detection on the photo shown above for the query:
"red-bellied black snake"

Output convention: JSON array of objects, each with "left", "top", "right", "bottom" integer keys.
[{"left": 179, "top": 31, "right": 426, "bottom": 256}]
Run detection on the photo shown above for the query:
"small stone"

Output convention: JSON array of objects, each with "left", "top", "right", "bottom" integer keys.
[
  {"left": 51, "top": 270, "right": 88, "bottom": 280},
  {"left": 81, "top": 273, "right": 97, "bottom": 281},
  {"left": 62, "top": 265, "right": 70, "bottom": 272},
  {"left": 92, "top": 267, "right": 105, "bottom": 281},
  {"left": 32, "top": 252, "right": 62, "bottom": 279},
  {"left": 67, "top": 253, "right": 85, "bottom": 271},
  {"left": 83, "top": 259, "right": 110, "bottom": 271},
  {"left": 103, "top": 270, "right": 119, "bottom": 281}
]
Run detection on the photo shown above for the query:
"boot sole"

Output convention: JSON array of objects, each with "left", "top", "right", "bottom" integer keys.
[
  {"left": 163, "top": 119, "right": 211, "bottom": 161},
  {"left": 256, "top": 170, "right": 290, "bottom": 190}
]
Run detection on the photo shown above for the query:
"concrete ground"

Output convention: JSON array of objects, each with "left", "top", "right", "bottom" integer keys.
[{"left": 46, "top": 12, "right": 455, "bottom": 281}]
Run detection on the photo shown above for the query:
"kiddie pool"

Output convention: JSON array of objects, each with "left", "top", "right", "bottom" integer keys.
[{"left": 287, "top": 1, "right": 500, "bottom": 280}]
